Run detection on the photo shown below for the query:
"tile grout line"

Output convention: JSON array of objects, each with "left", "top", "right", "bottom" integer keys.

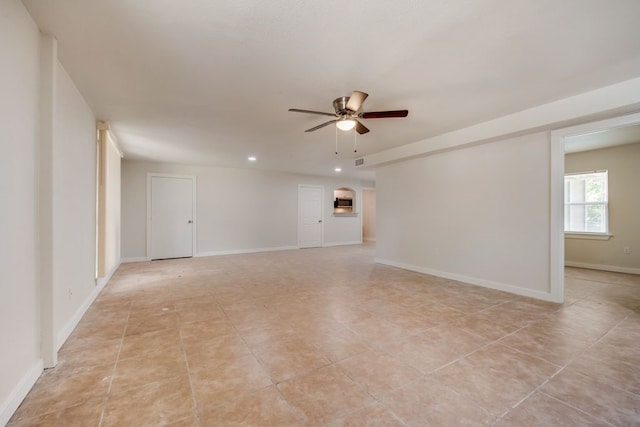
[
  {"left": 176, "top": 315, "right": 203, "bottom": 427},
  {"left": 333, "top": 299, "right": 536, "bottom": 424},
  {"left": 97, "top": 299, "right": 134, "bottom": 427},
  {"left": 567, "top": 271, "right": 640, "bottom": 289},
  {"left": 538, "top": 392, "right": 617, "bottom": 427},
  {"left": 370, "top": 335, "right": 504, "bottom": 423},
  {"left": 491, "top": 311, "right": 633, "bottom": 425},
  {"left": 237, "top": 297, "right": 416, "bottom": 425},
  {"left": 218, "top": 301, "right": 307, "bottom": 426}
]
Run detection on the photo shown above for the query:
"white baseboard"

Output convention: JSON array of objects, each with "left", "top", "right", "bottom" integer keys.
[
  {"left": 120, "top": 257, "right": 148, "bottom": 263},
  {"left": 565, "top": 261, "right": 640, "bottom": 275},
  {"left": 0, "top": 359, "right": 43, "bottom": 426},
  {"left": 375, "top": 258, "right": 559, "bottom": 303},
  {"left": 323, "top": 241, "right": 363, "bottom": 247},
  {"left": 96, "top": 260, "right": 121, "bottom": 289},
  {"left": 56, "top": 259, "right": 121, "bottom": 351},
  {"left": 196, "top": 246, "right": 298, "bottom": 258}
]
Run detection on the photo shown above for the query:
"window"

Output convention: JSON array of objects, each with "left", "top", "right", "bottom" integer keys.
[{"left": 564, "top": 171, "right": 608, "bottom": 233}]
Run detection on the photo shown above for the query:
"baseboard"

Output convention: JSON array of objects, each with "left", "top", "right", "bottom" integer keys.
[
  {"left": 56, "top": 259, "right": 121, "bottom": 351},
  {"left": 363, "top": 238, "right": 377, "bottom": 242},
  {"left": 0, "top": 358, "right": 43, "bottom": 426},
  {"left": 96, "top": 259, "right": 121, "bottom": 289},
  {"left": 196, "top": 246, "right": 298, "bottom": 258},
  {"left": 565, "top": 261, "right": 640, "bottom": 275},
  {"left": 322, "top": 241, "right": 363, "bottom": 247},
  {"left": 120, "top": 257, "right": 148, "bottom": 263},
  {"left": 375, "top": 258, "right": 559, "bottom": 303}
]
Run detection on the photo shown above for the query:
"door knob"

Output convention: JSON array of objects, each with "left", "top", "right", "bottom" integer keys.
[
  {"left": 188, "top": 220, "right": 193, "bottom": 223},
  {"left": 318, "top": 220, "right": 322, "bottom": 223}
]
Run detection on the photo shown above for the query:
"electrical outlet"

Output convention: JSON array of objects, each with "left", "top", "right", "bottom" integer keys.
[{"left": 623, "top": 246, "right": 631, "bottom": 255}]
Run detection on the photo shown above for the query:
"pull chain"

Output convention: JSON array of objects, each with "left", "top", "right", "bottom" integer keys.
[
  {"left": 335, "top": 125, "right": 338, "bottom": 155},
  {"left": 354, "top": 129, "right": 358, "bottom": 153}
]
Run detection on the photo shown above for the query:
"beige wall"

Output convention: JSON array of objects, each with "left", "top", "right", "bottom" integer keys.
[
  {"left": 103, "top": 133, "right": 122, "bottom": 275},
  {"left": 565, "top": 142, "right": 640, "bottom": 273},
  {"left": 376, "top": 132, "right": 552, "bottom": 300},
  {"left": 362, "top": 189, "right": 377, "bottom": 242}
]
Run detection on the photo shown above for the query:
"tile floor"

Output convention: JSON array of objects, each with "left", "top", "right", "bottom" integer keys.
[{"left": 9, "top": 244, "right": 640, "bottom": 426}]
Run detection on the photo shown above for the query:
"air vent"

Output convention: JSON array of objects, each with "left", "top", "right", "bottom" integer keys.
[{"left": 355, "top": 158, "right": 364, "bottom": 166}]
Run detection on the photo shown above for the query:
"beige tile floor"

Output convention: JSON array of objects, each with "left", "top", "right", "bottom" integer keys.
[{"left": 9, "top": 244, "right": 640, "bottom": 426}]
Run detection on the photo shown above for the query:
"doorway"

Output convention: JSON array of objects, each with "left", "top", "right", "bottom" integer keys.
[
  {"left": 147, "top": 174, "right": 196, "bottom": 260},
  {"left": 550, "top": 112, "right": 640, "bottom": 302},
  {"left": 298, "top": 184, "right": 324, "bottom": 248}
]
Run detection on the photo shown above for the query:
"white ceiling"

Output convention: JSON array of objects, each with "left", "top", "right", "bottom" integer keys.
[
  {"left": 23, "top": 0, "right": 640, "bottom": 180},
  {"left": 565, "top": 123, "right": 640, "bottom": 153}
]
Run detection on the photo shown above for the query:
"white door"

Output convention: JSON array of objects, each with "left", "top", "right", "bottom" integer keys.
[
  {"left": 299, "top": 185, "right": 323, "bottom": 248},
  {"left": 149, "top": 176, "right": 194, "bottom": 260}
]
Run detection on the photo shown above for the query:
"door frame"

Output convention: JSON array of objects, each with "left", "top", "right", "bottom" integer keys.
[
  {"left": 146, "top": 173, "right": 197, "bottom": 260},
  {"left": 298, "top": 184, "right": 324, "bottom": 248},
  {"left": 549, "top": 111, "right": 640, "bottom": 303}
]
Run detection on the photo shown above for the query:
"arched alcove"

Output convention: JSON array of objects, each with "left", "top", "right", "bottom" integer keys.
[{"left": 333, "top": 187, "right": 355, "bottom": 215}]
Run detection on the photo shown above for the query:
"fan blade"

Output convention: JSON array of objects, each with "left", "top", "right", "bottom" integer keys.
[
  {"left": 346, "top": 91, "right": 368, "bottom": 112},
  {"left": 360, "top": 110, "right": 409, "bottom": 119},
  {"left": 355, "top": 120, "right": 370, "bottom": 135},
  {"left": 289, "top": 108, "right": 337, "bottom": 117},
  {"left": 305, "top": 120, "right": 338, "bottom": 132}
]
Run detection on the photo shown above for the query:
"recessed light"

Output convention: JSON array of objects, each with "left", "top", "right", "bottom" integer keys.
[
  {"left": 248, "top": 156, "right": 257, "bottom": 162},
  {"left": 334, "top": 167, "right": 342, "bottom": 172}
]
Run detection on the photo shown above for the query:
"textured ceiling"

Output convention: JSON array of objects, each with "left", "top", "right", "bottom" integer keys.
[{"left": 23, "top": 0, "right": 640, "bottom": 180}]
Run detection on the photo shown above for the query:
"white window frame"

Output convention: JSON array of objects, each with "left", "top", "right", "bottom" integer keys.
[{"left": 564, "top": 170, "right": 611, "bottom": 240}]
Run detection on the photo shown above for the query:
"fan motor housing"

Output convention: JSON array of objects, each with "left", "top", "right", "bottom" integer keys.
[{"left": 333, "top": 96, "right": 353, "bottom": 115}]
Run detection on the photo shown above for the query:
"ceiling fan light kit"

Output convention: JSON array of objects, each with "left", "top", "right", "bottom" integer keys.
[{"left": 336, "top": 117, "right": 356, "bottom": 131}]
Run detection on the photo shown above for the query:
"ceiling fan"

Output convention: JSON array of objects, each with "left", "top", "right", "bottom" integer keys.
[{"left": 288, "top": 91, "right": 408, "bottom": 135}]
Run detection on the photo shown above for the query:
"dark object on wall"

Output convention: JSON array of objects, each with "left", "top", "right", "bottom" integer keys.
[{"left": 335, "top": 198, "right": 352, "bottom": 208}]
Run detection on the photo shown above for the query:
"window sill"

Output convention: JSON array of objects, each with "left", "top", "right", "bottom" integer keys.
[{"left": 565, "top": 232, "right": 612, "bottom": 241}]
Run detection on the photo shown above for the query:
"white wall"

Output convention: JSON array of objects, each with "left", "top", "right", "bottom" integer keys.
[
  {"left": 0, "top": 2, "right": 105, "bottom": 422},
  {"left": 121, "top": 160, "right": 364, "bottom": 259},
  {"left": 565, "top": 142, "right": 640, "bottom": 273},
  {"left": 53, "top": 63, "right": 97, "bottom": 343},
  {"left": 376, "top": 132, "right": 552, "bottom": 300},
  {"left": 0, "top": 1, "right": 43, "bottom": 423}
]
